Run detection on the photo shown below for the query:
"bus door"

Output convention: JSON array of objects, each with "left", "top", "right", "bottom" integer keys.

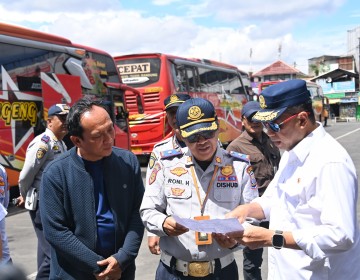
[{"left": 104, "top": 82, "right": 144, "bottom": 150}]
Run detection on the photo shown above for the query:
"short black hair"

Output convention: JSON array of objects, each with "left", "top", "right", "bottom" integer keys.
[
  {"left": 285, "top": 100, "right": 316, "bottom": 124},
  {"left": 67, "top": 96, "right": 106, "bottom": 138}
]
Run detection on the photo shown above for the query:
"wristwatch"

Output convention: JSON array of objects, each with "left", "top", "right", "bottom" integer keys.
[{"left": 272, "top": 230, "right": 284, "bottom": 249}]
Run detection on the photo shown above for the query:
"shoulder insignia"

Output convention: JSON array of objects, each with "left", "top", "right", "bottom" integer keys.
[
  {"left": 36, "top": 146, "right": 48, "bottom": 160},
  {"left": 228, "top": 151, "right": 250, "bottom": 163},
  {"left": 246, "top": 165, "right": 257, "bottom": 189},
  {"left": 149, "top": 163, "right": 161, "bottom": 185},
  {"left": 0, "top": 175, "right": 5, "bottom": 186},
  {"left": 148, "top": 152, "right": 157, "bottom": 169},
  {"left": 170, "top": 167, "right": 188, "bottom": 177},
  {"left": 160, "top": 149, "right": 182, "bottom": 159},
  {"left": 41, "top": 135, "right": 50, "bottom": 143}
]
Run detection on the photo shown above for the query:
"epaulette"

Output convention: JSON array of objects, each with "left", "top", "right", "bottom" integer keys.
[
  {"left": 228, "top": 150, "right": 250, "bottom": 163},
  {"left": 41, "top": 135, "right": 50, "bottom": 144},
  {"left": 160, "top": 149, "right": 182, "bottom": 159}
]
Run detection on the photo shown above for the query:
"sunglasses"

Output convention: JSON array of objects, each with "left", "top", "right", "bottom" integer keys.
[
  {"left": 263, "top": 112, "right": 310, "bottom": 133},
  {"left": 186, "top": 130, "right": 216, "bottom": 143}
]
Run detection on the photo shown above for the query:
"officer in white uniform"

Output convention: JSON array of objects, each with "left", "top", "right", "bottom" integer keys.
[
  {"left": 0, "top": 164, "right": 11, "bottom": 265},
  {"left": 146, "top": 93, "right": 191, "bottom": 254},
  {"left": 223, "top": 79, "right": 360, "bottom": 280},
  {"left": 140, "top": 98, "right": 258, "bottom": 279},
  {"left": 18, "top": 103, "right": 69, "bottom": 280}
]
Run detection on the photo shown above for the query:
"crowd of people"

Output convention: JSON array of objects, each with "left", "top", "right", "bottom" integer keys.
[{"left": 1, "top": 79, "right": 359, "bottom": 280}]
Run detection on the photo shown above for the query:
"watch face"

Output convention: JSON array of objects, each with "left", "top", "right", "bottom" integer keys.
[{"left": 272, "top": 233, "right": 284, "bottom": 249}]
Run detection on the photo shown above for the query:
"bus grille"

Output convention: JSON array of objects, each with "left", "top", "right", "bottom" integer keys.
[{"left": 125, "top": 91, "right": 160, "bottom": 112}]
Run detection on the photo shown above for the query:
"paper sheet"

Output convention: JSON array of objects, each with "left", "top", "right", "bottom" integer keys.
[{"left": 173, "top": 215, "right": 244, "bottom": 234}]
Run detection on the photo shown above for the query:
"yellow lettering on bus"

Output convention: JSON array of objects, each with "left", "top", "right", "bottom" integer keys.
[
  {"left": 1, "top": 102, "right": 11, "bottom": 125},
  {"left": 118, "top": 63, "right": 151, "bottom": 74},
  {"left": 0, "top": 101, "right": 38, "bottom": 126},
  {"left": 96, "top": 61, "right": 106, "bottom": 68}
]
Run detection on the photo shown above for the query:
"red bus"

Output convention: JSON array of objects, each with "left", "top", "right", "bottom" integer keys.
[
  {"left": 258, "top": 80, "right": 324, "bottom": 121},
  {"left": 114, "top": 53, "right": 250, "bottom": 157},
  {"left": 0, "top": 22, "right": 142, "bottom": 188}
]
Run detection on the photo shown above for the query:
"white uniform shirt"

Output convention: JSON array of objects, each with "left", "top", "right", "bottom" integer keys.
[
  {"left": 255, "top": 124, "right": 360, "bottom": 280},
  {"left": 141, "top": 147, "right": 258, "bottom": 262},
  {"left": 18, "top": 128, "right": 67, "bottom": 197},
  {"left": 0, "top": 164, "right": 10, "bottom": 264},
  {"left": 145, "top": 136, "right": 186, "bottom": 238}
]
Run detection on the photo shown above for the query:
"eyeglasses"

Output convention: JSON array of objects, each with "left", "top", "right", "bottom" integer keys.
[
  {"left": 263, "top": 112, "right": 310, "bottom": 133},
  {"left": 186, "top": 130, "right": 216, "bottom": 143}
]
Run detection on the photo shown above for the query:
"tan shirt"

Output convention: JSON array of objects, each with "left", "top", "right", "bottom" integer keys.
[{"left": 226, "top": 130, "right": 280, "bottom": 196}]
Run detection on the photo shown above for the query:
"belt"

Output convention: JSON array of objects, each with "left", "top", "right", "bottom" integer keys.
[{"left": 161, "top": 251, "right": 234, "bottom": 277}]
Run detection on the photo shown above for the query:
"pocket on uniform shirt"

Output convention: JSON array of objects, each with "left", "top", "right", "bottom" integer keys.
[{"left": 165, "top": 184, "right": 192, "bottom": 218}]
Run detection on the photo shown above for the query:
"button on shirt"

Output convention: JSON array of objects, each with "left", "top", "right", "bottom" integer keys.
[
  {"left": 140, "top": 148, "right": 258, "bottom": 262},
  {"left": 254, "top": 124, "right": 360, "bottom": 280}
]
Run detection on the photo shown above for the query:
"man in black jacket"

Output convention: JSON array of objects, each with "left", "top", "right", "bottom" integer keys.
[{"left": 40, "top": 97, "right": 144, "bottom": 280}]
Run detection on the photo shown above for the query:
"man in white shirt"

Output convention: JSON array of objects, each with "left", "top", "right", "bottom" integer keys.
[{"left": 214, "top": 79, "right": 360, "bottom": 279}]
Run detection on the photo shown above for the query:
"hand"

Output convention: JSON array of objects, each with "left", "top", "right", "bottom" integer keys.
[
  {"left": 95, "top": 256, "right": 122, "bottom": 280},
  {"left": 225, "top": 205, "right": 249, "bottom": 223},
  {"left": 162, "top": 216, "right": 189, "bottom": 236},
  {"left": 16, "top": 196, "right": 25, "bottom": 208},
  {"left": 212, "top": 233, "right": 239, "bottom": 249},
  {"left": 148, "top": 236, "right": 161, "bottom": 255},
  {"left": 227, "top": 224, "right": 271, "bottom": 250}
]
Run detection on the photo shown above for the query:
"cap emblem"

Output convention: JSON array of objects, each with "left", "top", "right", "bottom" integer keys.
[
  {"left": 259, "top": 95, "right": 266, "bottom": 109},
  {"left": 187, "top": 106, "right": 204, "bottom": 121},
  {"left": 170, "top": 95, "right": 179, "bottom": 102}
]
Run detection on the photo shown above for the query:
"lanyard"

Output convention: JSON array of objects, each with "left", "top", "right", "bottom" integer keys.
[{"left": 190, "top": 164, "right": 219, "bottom": 216}]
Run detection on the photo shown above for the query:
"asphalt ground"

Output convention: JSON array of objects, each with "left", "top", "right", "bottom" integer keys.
[{"left": 5, "top": 119, "right": 360, "bottom": 280}]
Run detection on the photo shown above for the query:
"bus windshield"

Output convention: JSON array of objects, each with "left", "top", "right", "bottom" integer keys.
[{"left": 118, "top": 57, "right": 161, "bottom": 87}]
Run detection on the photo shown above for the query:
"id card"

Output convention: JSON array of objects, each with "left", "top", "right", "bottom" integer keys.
[{"left": 194, "top": 215, "right": 212, "bottom": 245}]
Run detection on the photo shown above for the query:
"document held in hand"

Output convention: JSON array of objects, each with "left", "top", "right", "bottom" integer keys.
[{"left": 173, "top": 215, "right": 244, "bottom": 234}]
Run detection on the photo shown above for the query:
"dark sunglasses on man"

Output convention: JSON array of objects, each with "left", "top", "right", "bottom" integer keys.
[{"left": 186, "top": 130, "right": 216, "bottom": 143}]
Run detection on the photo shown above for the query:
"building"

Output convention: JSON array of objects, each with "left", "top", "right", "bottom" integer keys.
[
  {"left": 308, "top": 55, "right": 359, "bottom": 120},
  {"left": 252, "top": 60, "right": 307, "bottom": 84}
]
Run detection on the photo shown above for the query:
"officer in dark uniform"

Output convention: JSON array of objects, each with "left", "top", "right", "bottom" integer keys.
[{"left": 18, "top": 104, "right": 69, "bottom": 280}]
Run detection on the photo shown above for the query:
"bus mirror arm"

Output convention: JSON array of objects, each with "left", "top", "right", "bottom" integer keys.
[{"left": 104, "top": 82, "right": 145, "bottom": 114}]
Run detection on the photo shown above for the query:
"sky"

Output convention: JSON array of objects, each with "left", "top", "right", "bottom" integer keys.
[{"left": 1, "top": 0, "right": 359, "bottom": 74}]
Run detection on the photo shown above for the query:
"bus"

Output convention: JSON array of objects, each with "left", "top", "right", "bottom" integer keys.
[
  {"left": 0, "top": 22, "right": 143, "bottom": 189},
  {"left": 258, "top": 80, "right": 324, "bottom": 121},
  {"left": 114, "top": 53, "right": 250, "bottom": 157}
]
